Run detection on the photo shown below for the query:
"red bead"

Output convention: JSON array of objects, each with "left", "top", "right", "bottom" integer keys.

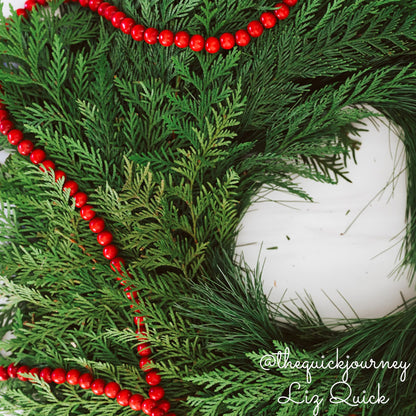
[
  {"left": 111, "top": 11, "right": 126, "bottom": 28},
  {"left": 139, "top": 357, "right": 153, "bottom": 372},
  {"left": 129, "top": 394, "right": 144, "bottom": 411},
  {"left": 141, "top": 399, "right": 157, "bottom": 415},
  {"left": 16, "top": 8, "right": 29, "bottom": 18},
  {"left": 110, "top": 257, "right": 125, "bottom": 273},
  {"left": 145, "top": 370, "right": 161, "bottom": 386},
  {"left": 88, "top": 0, "right": 102, "bottom": 11},
  {"left": 89, "top": 217, "right": 105, "bottom": 233},
  {"left": 74, "top": 192, "right": 88, "bottom": 208},
  {"left": 104, "top": 381, "right": 120, "bottom": 399},
  {"left": 220, "top": 33, "right": 235, "bottom": 50},
  {"left": 144, "top": 28, "right": 159, "bottom": 45},
  {"left": 63, "top": 180, "right": 79, "bottom": 197},
  {"left": 0, "top": 366, "right": 9, "bottom": 381},
  {"left": 151, "top": 410, "right": 165, "bottom": 416},
  {"left": 235, "top": 29, "right": 251, "bottom": 46},
  {"left": 30, "top": 149, "right": 46, "bottom": 164},
  {"left": 39, "top": 160, "right": 55, "bottom": 172},
  {"left": 189, "top": 34, "right": 204, "bottom": 52},
  {"left": 134, "top": 315, "right": 144, "bottom": 326},
  {"left": 104, "top": 5, "right": 118, "bottom": 20},
  {"left": 159, "top": 30, "right": 174, "bottom": 47},
  {"left": 17, "top": 365, "right": 30, "bottom": 381},
  {"left": 54, "top": 170, "right": 66, "bottom": 182},
  {"left": 91, "top": 378, "right": 106, "bottom": 395},
  {"left": 205, "top": 37, "right": 220, "bottom": 54},
  {"left": 120, "top": 17, "right": 135, "bottom": 34},
  {"left": 79, "top": 0, "right": 89, "bottom": 7},
  {"left": 39, "top": 367, "right": 52, "bottom": 383},
  {"left": 174, "top": 31, "right": 189, "bottom": 48},
  {"left": 24, "top": 0, "right": 37, "bottom": 11},
  {"left": 97, "top": 230, "right": 113, "bottom": 246},
  {"left": 247, "top": 20, "right": 264, "bottom": 37},
  {"left": 97, "top": 1, "right": 110, "bottom": 16},
  {"left": 80, "top": 205, "right": 96, "bottom": 221},
  {"left": 17, "top": 139, "right": 34, "bottom": 156},
  {"left": 78, "top": 372, "right": 93, "bottom": 389},
  {"left": 125, "top": 288, "right": 138, "bottom": 301},
  {"left": 7, "top": 363, "right": 18, "bottom": 378},
  {"left": 166, "top": 414, "right": 177, "bottom": 416},
  {"left": 7, "top": 129, "right": 24, "bottom": 145},
  {"left": 0, "top": 120, "right": 14, "bottom": 135},
  {"left": 103, "top": 244, "right": 118, "bottom": 260},
  {"left": 131, "top": 24, "right": 145, "bottom": 41},
  {"left": 28, "top": 368, "right": 40, "bottom": 382},
  {"left": 274, "top": 3, "right": 290, "bottom": 19},
  {"left": 137, "top": 342, "right": 152, "bottom": 357},
  {"left": 66, "top": 369, "right": 80, "bottom": 385},
  {"left": 51, "top": 368, "right": 66, "bottom": 384},
  {"left": 158, "top": 400, "right": 171, "bottom": 412},
  {"left": 284, "top": 0, "right": 297, "bottom": 6},
  {"left": 116, "top": 389, "right": 131, "bottom": 407},
  {"left": 260, "top": 11, "right": 277, "bottom": 28},
  {"left": 149, "top": 386, "right": 165, "bottom": 401},
  {"left": 0, "top": 110, "right": 8, "bottom": 121}
]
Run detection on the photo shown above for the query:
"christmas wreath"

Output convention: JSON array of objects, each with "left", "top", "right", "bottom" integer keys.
[{"left": 0, "top": 0, "right": 415, "bottom": 415}]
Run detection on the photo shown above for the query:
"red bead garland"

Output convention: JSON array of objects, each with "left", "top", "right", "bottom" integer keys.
[
  {"left": 0, "top": 1, "right": 300, "bottom": 414},
  {"left": 0, "top": 363, "right": 171, "bottom": 413},
  {"left": 79, "top": 0, "right": 298, "bottom": 54}
]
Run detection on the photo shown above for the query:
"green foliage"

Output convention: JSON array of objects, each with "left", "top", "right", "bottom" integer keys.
[{"left": 0, "top": 0, "right": 416, "bottom": 415}]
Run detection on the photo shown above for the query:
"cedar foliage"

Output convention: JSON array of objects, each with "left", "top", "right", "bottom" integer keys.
[{"left": 0, "top": 0, "right": 416, "bottom": 415}]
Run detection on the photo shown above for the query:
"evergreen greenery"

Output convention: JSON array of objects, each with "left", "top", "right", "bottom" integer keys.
[{"left": 0, "top": 0, "right": 415, "bottom": 414}]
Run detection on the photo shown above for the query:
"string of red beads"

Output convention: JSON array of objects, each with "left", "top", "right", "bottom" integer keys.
[
  {"left": 77, "top": 0, "right": 297, "bottom": 53},
  {"left": 1, "top": 92, "right": 170, "bottom": 415},
  {"left": 0, "top": 363, "right": 174, "bottom": 415},
  {"left": 0, "top": 0, "right": 300, "bottom": 414}
]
